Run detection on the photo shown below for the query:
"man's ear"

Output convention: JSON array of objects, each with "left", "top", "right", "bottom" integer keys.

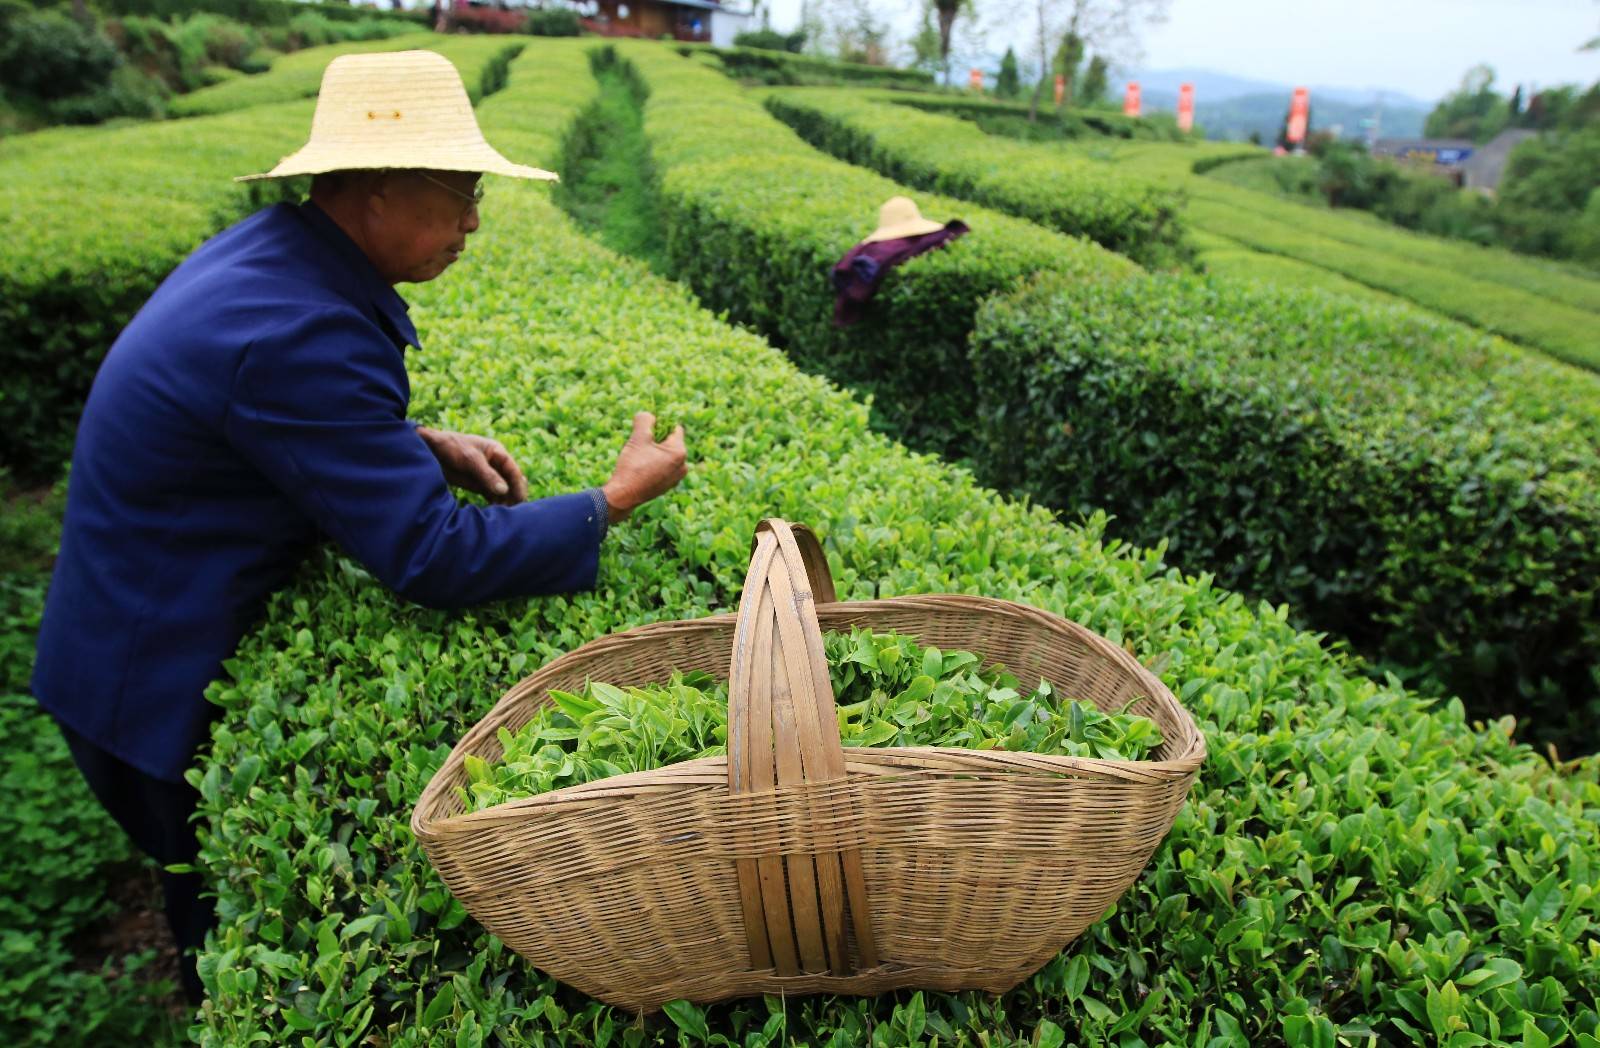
[{"left": 366, "top": 172, "right": 394, "bottom": 220}]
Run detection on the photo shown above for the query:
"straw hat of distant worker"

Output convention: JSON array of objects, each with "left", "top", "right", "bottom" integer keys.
[{"left": 862, "top": 196, "right": 949, "bottom": 244}]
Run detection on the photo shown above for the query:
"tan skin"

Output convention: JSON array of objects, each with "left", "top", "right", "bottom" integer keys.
[{"left": 311, "top": 169, "right": 687, "bottom": 522}]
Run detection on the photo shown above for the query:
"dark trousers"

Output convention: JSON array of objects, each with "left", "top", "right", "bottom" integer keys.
[{"left": 57, "top": 721, "right": 215, "bottom": 1005}]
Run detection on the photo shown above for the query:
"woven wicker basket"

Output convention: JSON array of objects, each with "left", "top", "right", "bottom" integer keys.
[{"left": 413, "top": 519, "right": 1205, "bottom": 1012}]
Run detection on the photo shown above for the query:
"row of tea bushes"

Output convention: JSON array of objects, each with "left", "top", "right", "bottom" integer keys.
[
  {"left": 1190, "top": 229, "right": 1401, "bottom": 305},
  {"left": 1187, "top": 195, "right": 1600, "bottom": 371},
  {"left": 1044, "top": 137, "right": 1600, "bottom": 367},
  {"left": 762, "top": 87, "right": 1189, "bottom": 268},
  {"left": 605, "top": 44, "right": 1600, "bottom": 732},
  {"left": 681, "top": 43, "right": 935, "bottom": 90},
  {"left": 188, "top": 39, "right": 1600, "bottom": 1047},
  {"left": 606, "top": 42, "right": 1137, "bottom": 457},
  {"left": 168, "top": 31, "right": 440, "bottom": 117},
  {"left": 884, "top": 93, "right": 1191, "bottom": 142},
  {"left": 971, "top": 271, "right": 1600, "bottom": 745},
  {"left": 0, "top": 35, "right": 523, "bottom": 480},
  {"left": 0, "top": 481, "right": 184, "bottom": 1044}
]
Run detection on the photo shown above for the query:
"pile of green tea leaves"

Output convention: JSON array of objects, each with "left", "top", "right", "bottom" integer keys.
[{"left": 463, "top": 627, "right": 1164, "bottom": 811}]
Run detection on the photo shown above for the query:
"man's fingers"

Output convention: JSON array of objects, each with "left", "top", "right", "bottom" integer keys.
[
  {"left": 469, "top": 448, "right": 508, "bottom": 498},
  {"left": 630, "top": 411, "right": 656, "bottom": 444},
  {"left": 662, "top": 424, "right": 686, "bottom": 454},
  {"left": 486, "top": 443, "right": 528, "bottom": 503}
]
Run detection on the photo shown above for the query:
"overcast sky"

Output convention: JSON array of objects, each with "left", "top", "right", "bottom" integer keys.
[{"left": 760, "top": 0, "right": 1600, "bottom": 103}]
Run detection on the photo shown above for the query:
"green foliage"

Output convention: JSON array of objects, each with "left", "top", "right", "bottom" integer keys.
[
  {"left": 682, "top": 42, "right": 934, "bottom": 89},
  {"left": 0, "top": 36, "right": 520, "bottom": 480},
  {"left": 465, "top": 628, "right": 1163, "bottom": 810},
  {"left": 1019, "top": 134, "right": 1600, "bottom": 365},
  {"left": 971, "top": 271, "right": 1600, "bottom": 743},
  {"left": 872, "top": 90, "right": 1184, "bottom": 141},
  {"left": 0, "top": 9, "right": 121, "bottom": 101},
  {"left": 1426, "top": 63, "right": 1511, "bottom": 142},
  {"left": 610, "top": 42, "right": 1133, "bottom": 457},
  {"left": 93, "top": 0, "right": 430, "bottom": 28},
  {"left": 180, "top": 45, "right": 1600, "bottom": 1048},
  {"left": 1079, "top": 54, "right": 1108, "bottom": 106},
  {"left": 732, "top": 27, "right": 806, "bottom": 53},
  {"left": 1497, "top": 129, "right": 1600, "bottom": 268},
  {"left": 168, "top": 30, "right": 440, "bottom": 116},
  {"left": 995, "top": 46, "right": 1019, "bottom": 99},
  {"left": 552, "top": 61, "right": 666, "bottom": 270},
  {"left": 524, "top": 7, "right": 582, "bottom": 37},
  {"left": 0, "top": 477, "right": 186, "bottom": 1045},
  {"left": 763, "top": 87, "right": 1190, "bottom": 268}
]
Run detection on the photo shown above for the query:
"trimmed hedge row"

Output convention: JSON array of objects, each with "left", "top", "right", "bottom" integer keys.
[
  {"left": 1024, "top": 137, "right": 1600, "bottom": 366},
  {"left": 1199, "top": 164, "right": 1600, "bottom": 317},
  {"left": 971, "top": 272, "right": 1600, "bottom": 744},
  {"left": 0, "top": 481, "right": 185, "bottom": 1044},
  {"left": 680, "top": 42, "right": 935, "bottom": 90},
  {"left": 95, "top": 0, "right": 431, "bottom": 26},
  {"left": 763, "top": 87, "right": 1189, "bottom": 269},
  {"left": 886, "top": 92, "right": 1190, "bottom": 142},
  {"left": 0, "top": 35, "right": 522, "bottom": 480},
  {"left": 609, "top": 45, "right": 1600, "bottom": 739},
  {"left": 184, "top": 38, "right": 1600, "bottom": 1047},
  {"left": 1191, "top": 228, "right": 1402, "bottom": 304},
  {"left": 169, "top": 31, "right": 441, "bottom": 117},
  {"left": 607, "top": 42, "right": 1137, "bottom": 457}
]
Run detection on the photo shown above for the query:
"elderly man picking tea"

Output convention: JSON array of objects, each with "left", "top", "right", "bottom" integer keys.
[{"left": 31, "top": 51, "right": 687, "bottom": 1005}]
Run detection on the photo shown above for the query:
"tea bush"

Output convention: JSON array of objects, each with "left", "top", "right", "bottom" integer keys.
[
  {"left": 884, "top": 94, "right": 1187, "bottom": 142},
  {"left": 611, "top": 41, "right": 1137, "bottom": 456},
  {"left": 1029, "top": 137, "right": 1600, "bottom": 366},
  {"left": 168, "top": 31, "right": 441, "bottom": 117},
  {"left": 763, "top": 88, "right": 1189, "bottom": 268},
  {"left": 971, "top": 272, "right": 1600, "bottom": 745},
  {"left": 186, "top": 39, "right": 1600, "bottom": 1048},
  {"left": 1191, "top": 230, "right": 1401, "bottom": 305},
  {"left": 0, "top": 36, "right": 521, "bottom": 480},
  {"left": 682, "top": 43, "right": 935, "bottom": 90},
  {"left": 0, "top": 478, "right": 186, "bottom": 1045}
]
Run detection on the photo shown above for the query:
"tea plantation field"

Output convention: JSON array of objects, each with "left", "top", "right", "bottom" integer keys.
[{"left": 1, "top": 35, "right": 1597, "bottom": 1047}]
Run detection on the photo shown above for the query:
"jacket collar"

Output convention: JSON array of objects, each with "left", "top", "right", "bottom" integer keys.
[{"left": 297, "top": 200, "right": 420, "bottom": 350}]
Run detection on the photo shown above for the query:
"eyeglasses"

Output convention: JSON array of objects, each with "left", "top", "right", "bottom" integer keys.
[{"left": 412, "top": 171, "right": 485, "bottom": 220}]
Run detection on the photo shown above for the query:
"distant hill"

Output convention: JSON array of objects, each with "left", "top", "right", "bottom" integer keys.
[{"left": 1129, "top": 68, "right": 1431, "bottom": 142}]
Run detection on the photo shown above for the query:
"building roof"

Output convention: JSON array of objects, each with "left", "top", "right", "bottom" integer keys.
[{"left": 1459, "top": 129, "right": 1537, "bottom": 192}]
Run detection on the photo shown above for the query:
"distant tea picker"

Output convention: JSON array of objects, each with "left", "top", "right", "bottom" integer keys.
[{"left": 30, "top": 50, "right": 688, "bottom": 1004}]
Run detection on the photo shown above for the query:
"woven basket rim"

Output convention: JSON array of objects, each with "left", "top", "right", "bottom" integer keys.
[{"left": 412, "top": 592, "right": 1207, "bottom": 843}]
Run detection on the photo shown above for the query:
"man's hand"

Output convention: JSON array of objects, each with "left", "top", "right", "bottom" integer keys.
[
  {"left": 415, "top": 426, "right": 528, "bottom": 506},
  {"left": 602, "top": 412, "right": 688, "bottom": 524}
]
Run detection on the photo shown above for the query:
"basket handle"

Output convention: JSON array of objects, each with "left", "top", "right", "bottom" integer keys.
[{"left": 726, "top": 519, "right": 877, "bottom": 977}]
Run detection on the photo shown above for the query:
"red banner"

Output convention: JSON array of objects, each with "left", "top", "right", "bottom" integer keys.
[
  {"left": 1054, "top": 74, "right": 1065, "bottom": 106},
  {"left": 1177, "top": 82, "right": 1194, "bottom": 132},
  {"left": 1123, "top": 81, "right": 1141, "bottom": 117},
  {"left": 1286, "top": 86, "right": 1310, "bottom": 144},
  {"left": 969, "top": 68, "right": 983, "bottom": 91}
]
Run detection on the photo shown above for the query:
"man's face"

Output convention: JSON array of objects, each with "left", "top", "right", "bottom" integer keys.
[{"left": 369, "top": 170, "right": 482, "bottom": 284}]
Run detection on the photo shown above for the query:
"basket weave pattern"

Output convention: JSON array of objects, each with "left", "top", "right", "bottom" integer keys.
[{"left": 413, "top": 520, "right": 1205, "bottom": 1011}]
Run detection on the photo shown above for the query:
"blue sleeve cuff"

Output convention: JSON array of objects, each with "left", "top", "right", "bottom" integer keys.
[{"left": 585, "top": 486, "right": 610, "bottom": 544}]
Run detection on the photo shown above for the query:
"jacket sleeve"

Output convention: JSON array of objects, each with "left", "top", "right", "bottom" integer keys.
[{"left": 223, "top": 305, "right": 603, "bottom": 609}]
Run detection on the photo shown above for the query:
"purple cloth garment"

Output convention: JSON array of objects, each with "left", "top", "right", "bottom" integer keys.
[{"left": 831, "top": 220, "right": 970, "bottom": 326}]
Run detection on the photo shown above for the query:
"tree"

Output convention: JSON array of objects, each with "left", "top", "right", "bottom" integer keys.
[
  {"left": 1424, "top": 64, "right": 1509, "bottom": 142},
  {"left": 996, "top": 46, "right": 1021, "bottom": 98},
  {"left": 933, "top": 0, "right": 974, "bottom": 86},
  {"left": 1052, "top": 30, "right": 1084, "bottom": 108},
  {"left": 1021, "top": 0, "right": 1170, "bottom": 121},
  {"left": 908, "top": 3, "right": 943, "bottom": 74},
  {"left": 1079, "top": 53, "right": 1108, "bottom": 105}
]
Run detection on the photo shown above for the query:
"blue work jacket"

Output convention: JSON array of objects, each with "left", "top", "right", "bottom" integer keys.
[{"left": 32, "top": 201, "right": 607, "bottom": 783}]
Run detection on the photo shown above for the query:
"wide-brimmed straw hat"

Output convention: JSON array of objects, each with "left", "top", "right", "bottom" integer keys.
[
  {"left": 862, "top": 196, "right": 948, "bottom": 243},
  {"left": 236, "top": 50, "right": 556, "bottom": 183}
]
